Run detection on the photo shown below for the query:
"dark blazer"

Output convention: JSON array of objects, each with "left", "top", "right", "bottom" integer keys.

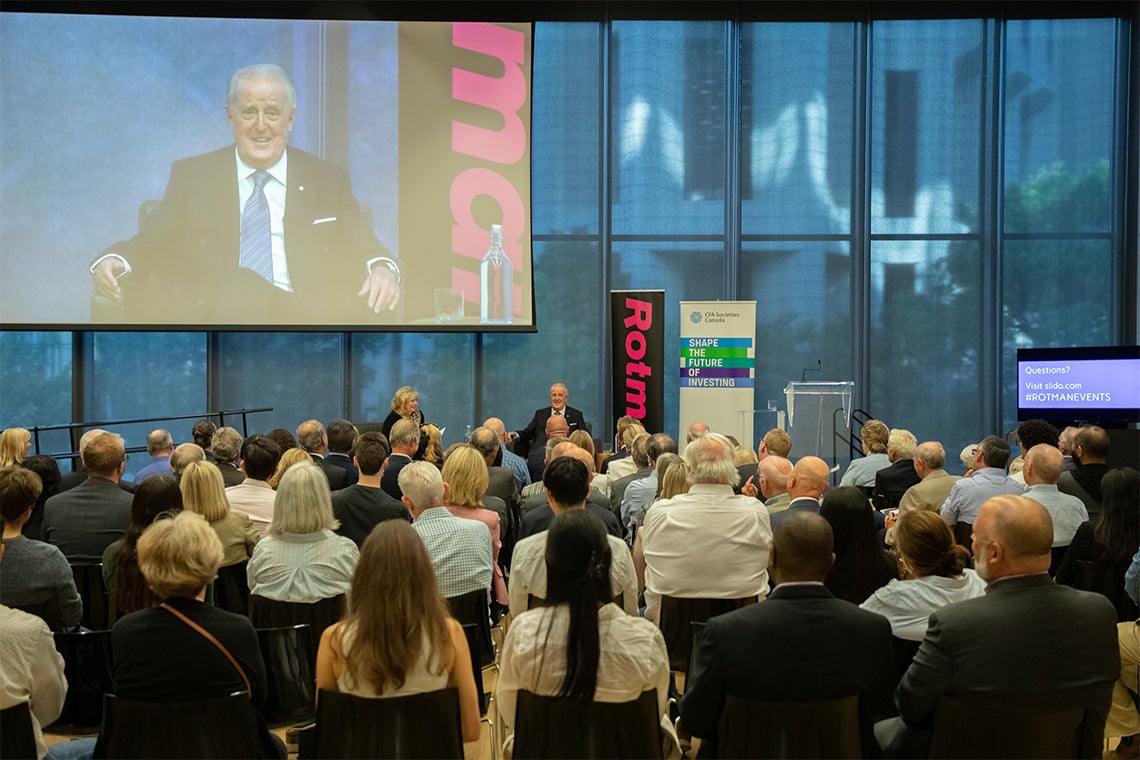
[
  {"left": 42, "top": 477, "right": 134, "bottom": 562},
  {"left": 895, "top": 573, "right": 1119, "bottom": 757},
  {"left": 609, "top": 466, "right": 652, "bottom": 516},
  {"left": 1059, "top": 463, "right": 1109, "bottom": 522},
  {"left": 330, "top": 484, "right": 410, "bottom": 546},
  {"left": 769, "top": 497, "right": 821, "bottom": 531},
  {"left": 310, "top": 454, "right": 347, "bottom": 492},
  {"left": 515, "top": 405, "right": 589, "bottom": 456},
  {"left": 380, "top": 453, "right": 413, "bottom": 500},
  {"left": 101, "top": 146, "right": 392, "bottom": 324},
  {"left": 325, "top": 452, "right": 359, "bottom": 487},
  {"left": 60, "top": 469, "right": 135, "bottom": 494},
  {"left": 215, "top": 461, "right": 247, "bottom": 488},
  {"left": 517, "top": 499, "right": 622, "bottom": 541},
  {"left": 681, "top": 583, "right": 893, "bottom": 756},
  {"left": 872, "top": 459, "right": 922, "bottom": 510},
  {"left": 380, "top": 409, "right": 425, "bottom": 441}
]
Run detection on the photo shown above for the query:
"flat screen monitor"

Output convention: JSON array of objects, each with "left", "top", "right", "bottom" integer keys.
[{"left": 1016, "top": 345, "right": 1140, "bottom": 424}]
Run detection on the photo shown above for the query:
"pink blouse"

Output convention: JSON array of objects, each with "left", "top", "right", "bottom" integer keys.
[{"left": 444, "top": 505, "right": 508, "bottom": 605}]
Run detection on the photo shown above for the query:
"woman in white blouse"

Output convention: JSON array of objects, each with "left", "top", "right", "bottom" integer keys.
[
  {"left": 861, "top": 509, "right": 986, "bottom": 640},
  {"left": 497, "top": 510, "right": 680, "bottom": 757},
  {"left": 247, "top": 464, "right": 358, "bottom": 603}
]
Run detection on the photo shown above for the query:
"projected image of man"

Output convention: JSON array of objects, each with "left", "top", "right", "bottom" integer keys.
[{"left": 89, "top": 64, "right": 400, "bottom": 323}]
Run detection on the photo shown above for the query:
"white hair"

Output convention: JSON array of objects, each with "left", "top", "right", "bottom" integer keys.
[
  {"left": 684, "top": 433, "right": 740, "bottom": 487},
  {"left": 398, "top": 461, "right": 446, "bottom": 509}
]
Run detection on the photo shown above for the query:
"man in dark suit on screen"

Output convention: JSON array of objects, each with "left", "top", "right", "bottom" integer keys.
[{"left": 89, "top": 63, "right": 400, "bottom": 324}]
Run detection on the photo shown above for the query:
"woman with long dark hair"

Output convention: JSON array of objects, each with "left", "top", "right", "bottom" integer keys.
[
  {"left": 103, "top": 475, "right": 183, "bottom": 619},
  {"left": 497, "top": 509, "right": 678, "bottom": 756},
  {"left": 315, "top": 519, "right": 481, "bottom": 741},
  {"left": 820, "top": 486, "right": 898, "bottom": 604}
]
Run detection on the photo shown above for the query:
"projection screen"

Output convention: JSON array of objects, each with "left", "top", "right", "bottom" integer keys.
[{"left": 0, "top": 13, "right": 534, "bottom": 330}]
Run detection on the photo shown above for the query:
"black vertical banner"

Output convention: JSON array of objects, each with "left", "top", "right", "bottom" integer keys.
[{"left": 611, "top": 290, "right": 665, "bottom": 434}]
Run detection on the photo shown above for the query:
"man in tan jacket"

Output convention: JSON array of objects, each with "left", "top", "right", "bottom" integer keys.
[{"left": 884, "top": 442, "right": 959, "bottom": 546}]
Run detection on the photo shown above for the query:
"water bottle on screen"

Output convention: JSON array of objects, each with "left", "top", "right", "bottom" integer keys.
[{"left": 480, "top": 223, "right": 512, "bottom": 324}]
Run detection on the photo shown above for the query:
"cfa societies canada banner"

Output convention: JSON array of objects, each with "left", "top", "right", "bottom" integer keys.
[{"left": 679, "top": 302, "right": 756, "bottom": 445}]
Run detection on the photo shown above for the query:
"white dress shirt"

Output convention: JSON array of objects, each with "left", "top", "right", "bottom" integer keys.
[
  {"left": 225, "top": 478, "right": 277, "bottom": 537},
  {"left": 0, "top": 605, "right": 67, "bottom": 759},
  {"left": 508, "top": 529, "right": 638, "bottom": 619},
  {"left": 236, "top": 151, "right": 292, "bottom": 291}
]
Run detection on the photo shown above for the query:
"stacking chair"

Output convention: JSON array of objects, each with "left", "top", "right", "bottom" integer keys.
[
  {"left": 953, "top": 523, "right": 974, "bottom": 555},
  {"left": 70, "top": 562, "right": 110, "bottom": 630},
  {"left": 92, "top": 692, "right": 258, "bottom": 759},
  {"left": 512, "top": 689, "right": 660, "bottom": 759},
  {"left": 48, "top": 630, "right": 114, "bottom": 732},
  {"left": 249, "top": 593, "right": 344, "bottom": 664},
  {"left": 10, "top": 597, "right": 62, "bottom": 633},
  {"left": 257, "top": 624, "right": 316, "bottom": 727},
  {"left": 313, "top": 687, "right": 464, "bottom": 759},
  {"left": 927, "top": 693, "right": 1090, "bottom": 759},
  {"left": 212, "top": 561, "right": 251, "bottom": 616},
  {"left": 0, "top": 702, "right": 37, "bottom": 760},
  {"left": 446, "top": 589, "right": 495, "bottom": 668},
  {"left": 715, "top": 694, "right": 862, "bottom": 759},
  {"left": 659, "top": 595, "right": 756, "bottom": 673}
]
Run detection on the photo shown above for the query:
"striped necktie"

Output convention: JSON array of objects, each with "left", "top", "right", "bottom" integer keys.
[{"left": 239, "top": 170, "right": 274, "bottom": 285}]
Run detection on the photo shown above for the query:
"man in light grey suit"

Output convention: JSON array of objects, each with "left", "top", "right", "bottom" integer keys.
[
  {"left": 884, "top": 442, "right": 959, "bottom": 546},
  {"left": 876, "top": 494, "right": 1119, "bottom": 758}
]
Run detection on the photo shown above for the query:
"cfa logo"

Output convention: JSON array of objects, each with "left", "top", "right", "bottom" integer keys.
[{"left": 689, "top": 311, "right": 702, "bottom": 324}]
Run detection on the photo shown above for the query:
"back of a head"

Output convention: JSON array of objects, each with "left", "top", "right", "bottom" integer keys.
[
  {"left": 568, "top": 430, "right": 595, "bottom": 456},
  {"left": 1058, "top": 426, "right": 1079, "bottom": 455},
  {"left": 629, "top": 432, "right": 651, "bottom": 468},
  {"left": 820, "top": 486, "right": 876, "bottom": 555},
  {"left": 297, "top": 419, "right": 326, "bottom": 454},
  {"left": 615, "top": 415, "right": 638, "bottom": 441},
  {"left": 1025, "top": 444, "right": 1062, "bottom": 484},
  {"left": 683, "top": 433, "right": 738, "bottom": 486},
  {"left": 978, "top": 435, "right": 1012, "bottom": 469},
  {"left": 20, "top": 454, "right": 61, "bottom": 505},
  {"left": 861, "top": 421, "right": 889, "bottom": 453},
  {"left": 544, "top": 456, "right": 590, "bottom": 508},
  {"left": 241, "top": 435, "right": 281, "bottom": 481},
  {"left": 913, "top": 442, "right": 946, "bottom": 471},
  {"left": 211, "top": 427, "right": 243, "bottom": 464},
  {"left": 137, "top": 511, "right": 224, "bottom": 599},
  {"left": 789, "top": 455, "right": 829, "bottom": 498},
  {"left": 1016, "top": 419, "right": 1060, "bottom": 451},
  {"left": 982, "top": 494, "right": 1053, "bottom": 562},
  {"left": 146, "top": 429, "right": 173, "bottom": 456},
  {"left": 180, "top": 461, "right": 229, "bottom": 522},
  {"left": 762, "top": 428, "right": 792, "bottom": 458},
  {"left": 326, "top": 419, "right": 357, "bottom": 455},
  {"left": 170, "top": 443, "right": 206, "bottom": 481},
  {"left": 352, "top": 432, "right": 390, "bottom": 478},
  {"left": 441, "top": 444, "right": 489, "bottom": 509},
  {"left": 0, "top": 427, "right": 30, "bottom": 467},
  {"left": 544, "top": 436, "right": 571, "bottom": 463},
  {"left": 895, "top": 510, "right": 969, "bottom": 578},
  {"left": 398, "top": 460, "right": 446, "bottom": 509},
  {"left": 389, "top": 418, "right": 420, "bottom": 449},
  {"left": 622, "top": 424, "right": 647, "bottom": 452},
  {"left": 0, "top": 466, "right": 42, "bottom": 524},
  {"left": 657, "top": 456, "right": 690, "bottom": 501},
  {"left": 887, "top": 429, "right": 917, "bottom": 459},
  {"left": 544, "top": 509, "right": 611, "bottom": 702},
  {"left": 267, "top": 428, "right": 298, "bottom": 454},
  {"left": 773, "top": 511, "right": 834, "bottom": 582},
  {"left": 545, "top": 414, "right": 571, "bottom": 439},
  {"left": 1075, "top": 425, "right": 1110, "bottom": 462},
  {"left": 130, "top": 476, "right": 183, "bottom": 531},
  {"left": 469, "top": 427, "right": 499, "bottom": 459},
  {"left": 344, "top": 519, "right": 451, "bottom": 693},
  {"left": 272, "top": 463, "right": 337, "bottom": 535},
  {"left": 758, "top": 456, "right": 792, "bottom": 492},
  {"left": 84, "top": 432, "right": 126, "bottom": 477},
  {"left": 1095, "top": 467, "right": 1140, "bottom": 562},
  {"left": 192, "top": 419, "right": 217, "bottom": 449},
  {"left": 735, "top": 447, "right": 758, "bottom": 466},
  {"left": 686, "top": 421, "right": 710, "bottom": 442}
]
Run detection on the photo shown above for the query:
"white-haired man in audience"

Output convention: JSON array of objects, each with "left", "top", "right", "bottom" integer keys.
[
  {"left": 686, "top": 421, "right": 711, "bottom": 443},
  {"left": 641, "top": 433, "right": 773, "bottom": 623},
  {"left": 1021, "top": 444, "right": 1087, "bottom": 549},
  {"left": 210, "top": 426, "right": 247, "bottom": 488},
  {"left": 840, "top": 419, "right": 891, "bottom": 487},
  {"left": 884, "top": 442, "right": 959, "bottom": 546},
  {"left": 169, "top": 442, "right": 205, "bottom": 482},
  {"left": 401, "top": 462, "right": 492, "bottom": 601},
  {"left": 483, "top": 417, "right": 531, "bottom": 489},
  {"left": 380, "top": 418, "right": 423, "bottom": 501},
  {"left": 469, "top": 426, "right": 520, "bottom": 520},
  {"left": 872, "top": 428, "right": 921, "bottom": 510},
  {"left": 134, "top": 429, "right": 174, "bottom": 483},
  {"left": 940, "top": 436, "right": 1022, "bottom": 528},
  {"left": 297, "top": 419, "right": 346, "bottom": 491},
  {"left": 770, "top": 456, "right": 831, "bottom": 531},
  {"left": 621, "top": 432, "right": 678, "bottom": 538}
]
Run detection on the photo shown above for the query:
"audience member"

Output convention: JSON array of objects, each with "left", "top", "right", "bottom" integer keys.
[
  {"left": 599, "top": 414, "right": 639, "bottom": 475},
  {"left": 839, "top": 419, "right": 890, "bottom": 487},
  {"left": 483, "top": 417, "right": 531, "bottom": 488},
  {"left": 103, "top": 476, "right": 182, "bottom": 620},
  {"left": 608, "top": 432, "right": 651, "bottom": 516},
  {"left": 820, "top": 486, "right": 897, "bottom": 604},
  {"left": 509, "top": 457, "right": 637, "bottom": 618},
  {"left": 315, "top": 520, "right": 481, "bottom": 742},
  {"left": 330, "top": 432, "right": 409, "bottom": 547},
  {"left": 939, "top": 436, "right": 1022, "bottom": 528},
  {"left": 0, "top": 467, "right": 81, "bottom": 629},
  {"left": 419, "top": 424, "right": 444, "bottom": 467},
  {"left": 872, "top": 428, "right": 921, "bottom": 510},
  {"left": 169, "top": 442, "right": 206, "bottom": 482},
  {"left": 247, "top": 464, "right": 358, "bottom": 603},
  {"left": 681, "top": 511, "right": 892, "bottom": 757},
  {"left": 226, "top": 435, "right": 281, "bottom": 537},
  {"left": 1058, "top": 426, "right": 1080, "bottom": 472},
  {"left": 621, "top": 433, "right": 679, "bottom": 538},
  {"left": 18, "top": 454, "right": 61, "bottom": 540},
  {"left": 861, "top": 510, "right": 984, "bottom": 640},
  {"left": 770, "top": 455, "right": 830, "bottom": 531},
  {"left": 381, "top": 385, "right": 426, "bottom": 440},
  {"left": 498, "top": 509, "right": 679, "bottom": 756},
  {"left": 1059, "top": 424, "right": 1111, "bottom": 520},
  {"left": 605, "top": 422, "right": 647, "bottom": 481},
  {"left": 1008, "top": 419, "right": 1060, "bottom": 486},
  {"left": 653, "top": 455, "right": 688, "bottom": 502},
  {"left": 191, "top": 418, "right": 217, "bottom": 460},
  {"left": 525, "top": 413, "right": 572, "bottom": 484},
  {"left": 0, "top": 426, "right": 32, "bottom": 467},
  {"left": 518, "top": 443, "right": 621, "bottom": 540},
  {"left": 42, "top": 432, "right": 133, "bottom": 561},
  {"left": 958, "top": 443, "right": 977, "bottom": 476},
  {"left": 1020, "top": 444, "right": 1088, "bottom": 548},
  {"left": 380, "top": 419, "right": 420, "bottom": 500},
  {"left": 642, "top": 434, "right": 773, "bottom": 623},
  {"left": 297, "top": 419, "right": 346, "bottom": 491},
  {"left": 877, "top": 495, "right": 1119, "bottom": 759},
  {"left": 267, "top": 447, "right": 311, "bottom": 489},
  {"left": 265, "top": 428, "right": 297, "bottom": 456},
  {"left": 520, "top": 434, "right": 571, "bottom": 501},
  {"left": 569, "top": 429, "right": 609, "bottom": 496},
  {"left": 441, "top": 444, "right": 508, "bottom": 607},
  {"left": 742, "top": 455, "right": 793, "bottom": 514},
  {"left": 59, "top": 429, "right": 135, "bottom": 495},
  {"left": 885, "top": 442, "right": 959, "bottom": 546},
  {"left": 325, "top": 419, "right": 360, "bottom": 486},
  {"left": 759, "top": 428, "right": 792, "bottom": 460},
  {"left": 734, "top": 444, "right": 757, "bottom": 468},
  {"left": 134, "top": 429, "right": 174, "bottom": 482},
  {"left": 469, "top": 426, "right": 520, "bottom": 531},
  {"left": 401, "top": 461, "right": 492, "bottom": 602},
  {"left": 686, "top": 421, "right": 711, "bottom": 442},
  {"left": 210, "top": 427, "right": 247, "bottom": 487},
  {"left": 180, "top": 461, "right": 259, "bottom": 569},
  {"left": 1057, "top": 467, "right": 1140, "bottom": 621}
]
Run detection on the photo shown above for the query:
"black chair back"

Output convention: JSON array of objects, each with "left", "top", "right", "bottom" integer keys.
[
  {"left": 953, "top": 523, "right": 974, "bottom": 555},
  {"left": 10, "top": 597, "right": 62, "bottom": 633},
  {"left": 446, "top": 589, "right": 494, "bottom": 668},
  {"left": 257, "top": 624, "right": 316, "bottom": 727},
  {"left": 512, "top": 689, "right": 660, "bottom": 759},
  {"left": 716, "top": 694, "right": 861, "bottom": 759},
  {"left": 92, "top": 692, "right": 258, "bottom": 759},
  {"left": 460, "top": 623, "right": 491, "bottom": 716},
  {"left": 659, "top": 596, "right": 756, "bottom": 671},
  {"left": 213, "top": 561, "right": 251, "bottom": 616},
  {"left": 49, "top": 630, "right": 114, "bottom": 732},
  {"left": 927, "top": 693, "right": 1089, "bottom": 759},
  {"left": 71, "top": 562, "right": 110, "bottom": 630},
  {"left": 0, "top": 702, "right": 36, "bottom": 760},
  {"left": 248, "top": 593, "right": 344, "bottom": 664},
  {"left": 314, "top": 687, "right": 464, "bottom": 759},
  {"left": 890, "top": 636, "right": 921, "bottom": 688}
]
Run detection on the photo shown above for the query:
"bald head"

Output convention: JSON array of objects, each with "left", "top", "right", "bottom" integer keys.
[
  {"left": 1023, "top": 444, "right": 1062, "bottom": 485},
  {"left": 913, "top": 441, "right": 946, "bottom": 478},
  {"left": 1057, "top": 426, "right": 1079, "bottom": 456},
  {"left": 565, "top": 444, "right": 596, "bottom": 475},
  {"left": 686, "top": 421, "right": 711, "bottom": 442},
  {"left": 545, "top": 414, "right": 570, "bottom": 439},
  {"left": 483, "top": 417, "right": 507, "bottom": 440},
  {"left": 757, "top": 455, "right": 792, "bottom": 500},
  {"left": 972, "top": 495, "right": 1053, "bottom": 581},
  {"left": 787, "top": 456, "right": 830, "bottom": 500},
  {"left": 1074, "top": 425, "right": 1109, "bottom": 464},
  {"left": 769, "top": 511, "right": 835, "bottom": 583}
]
